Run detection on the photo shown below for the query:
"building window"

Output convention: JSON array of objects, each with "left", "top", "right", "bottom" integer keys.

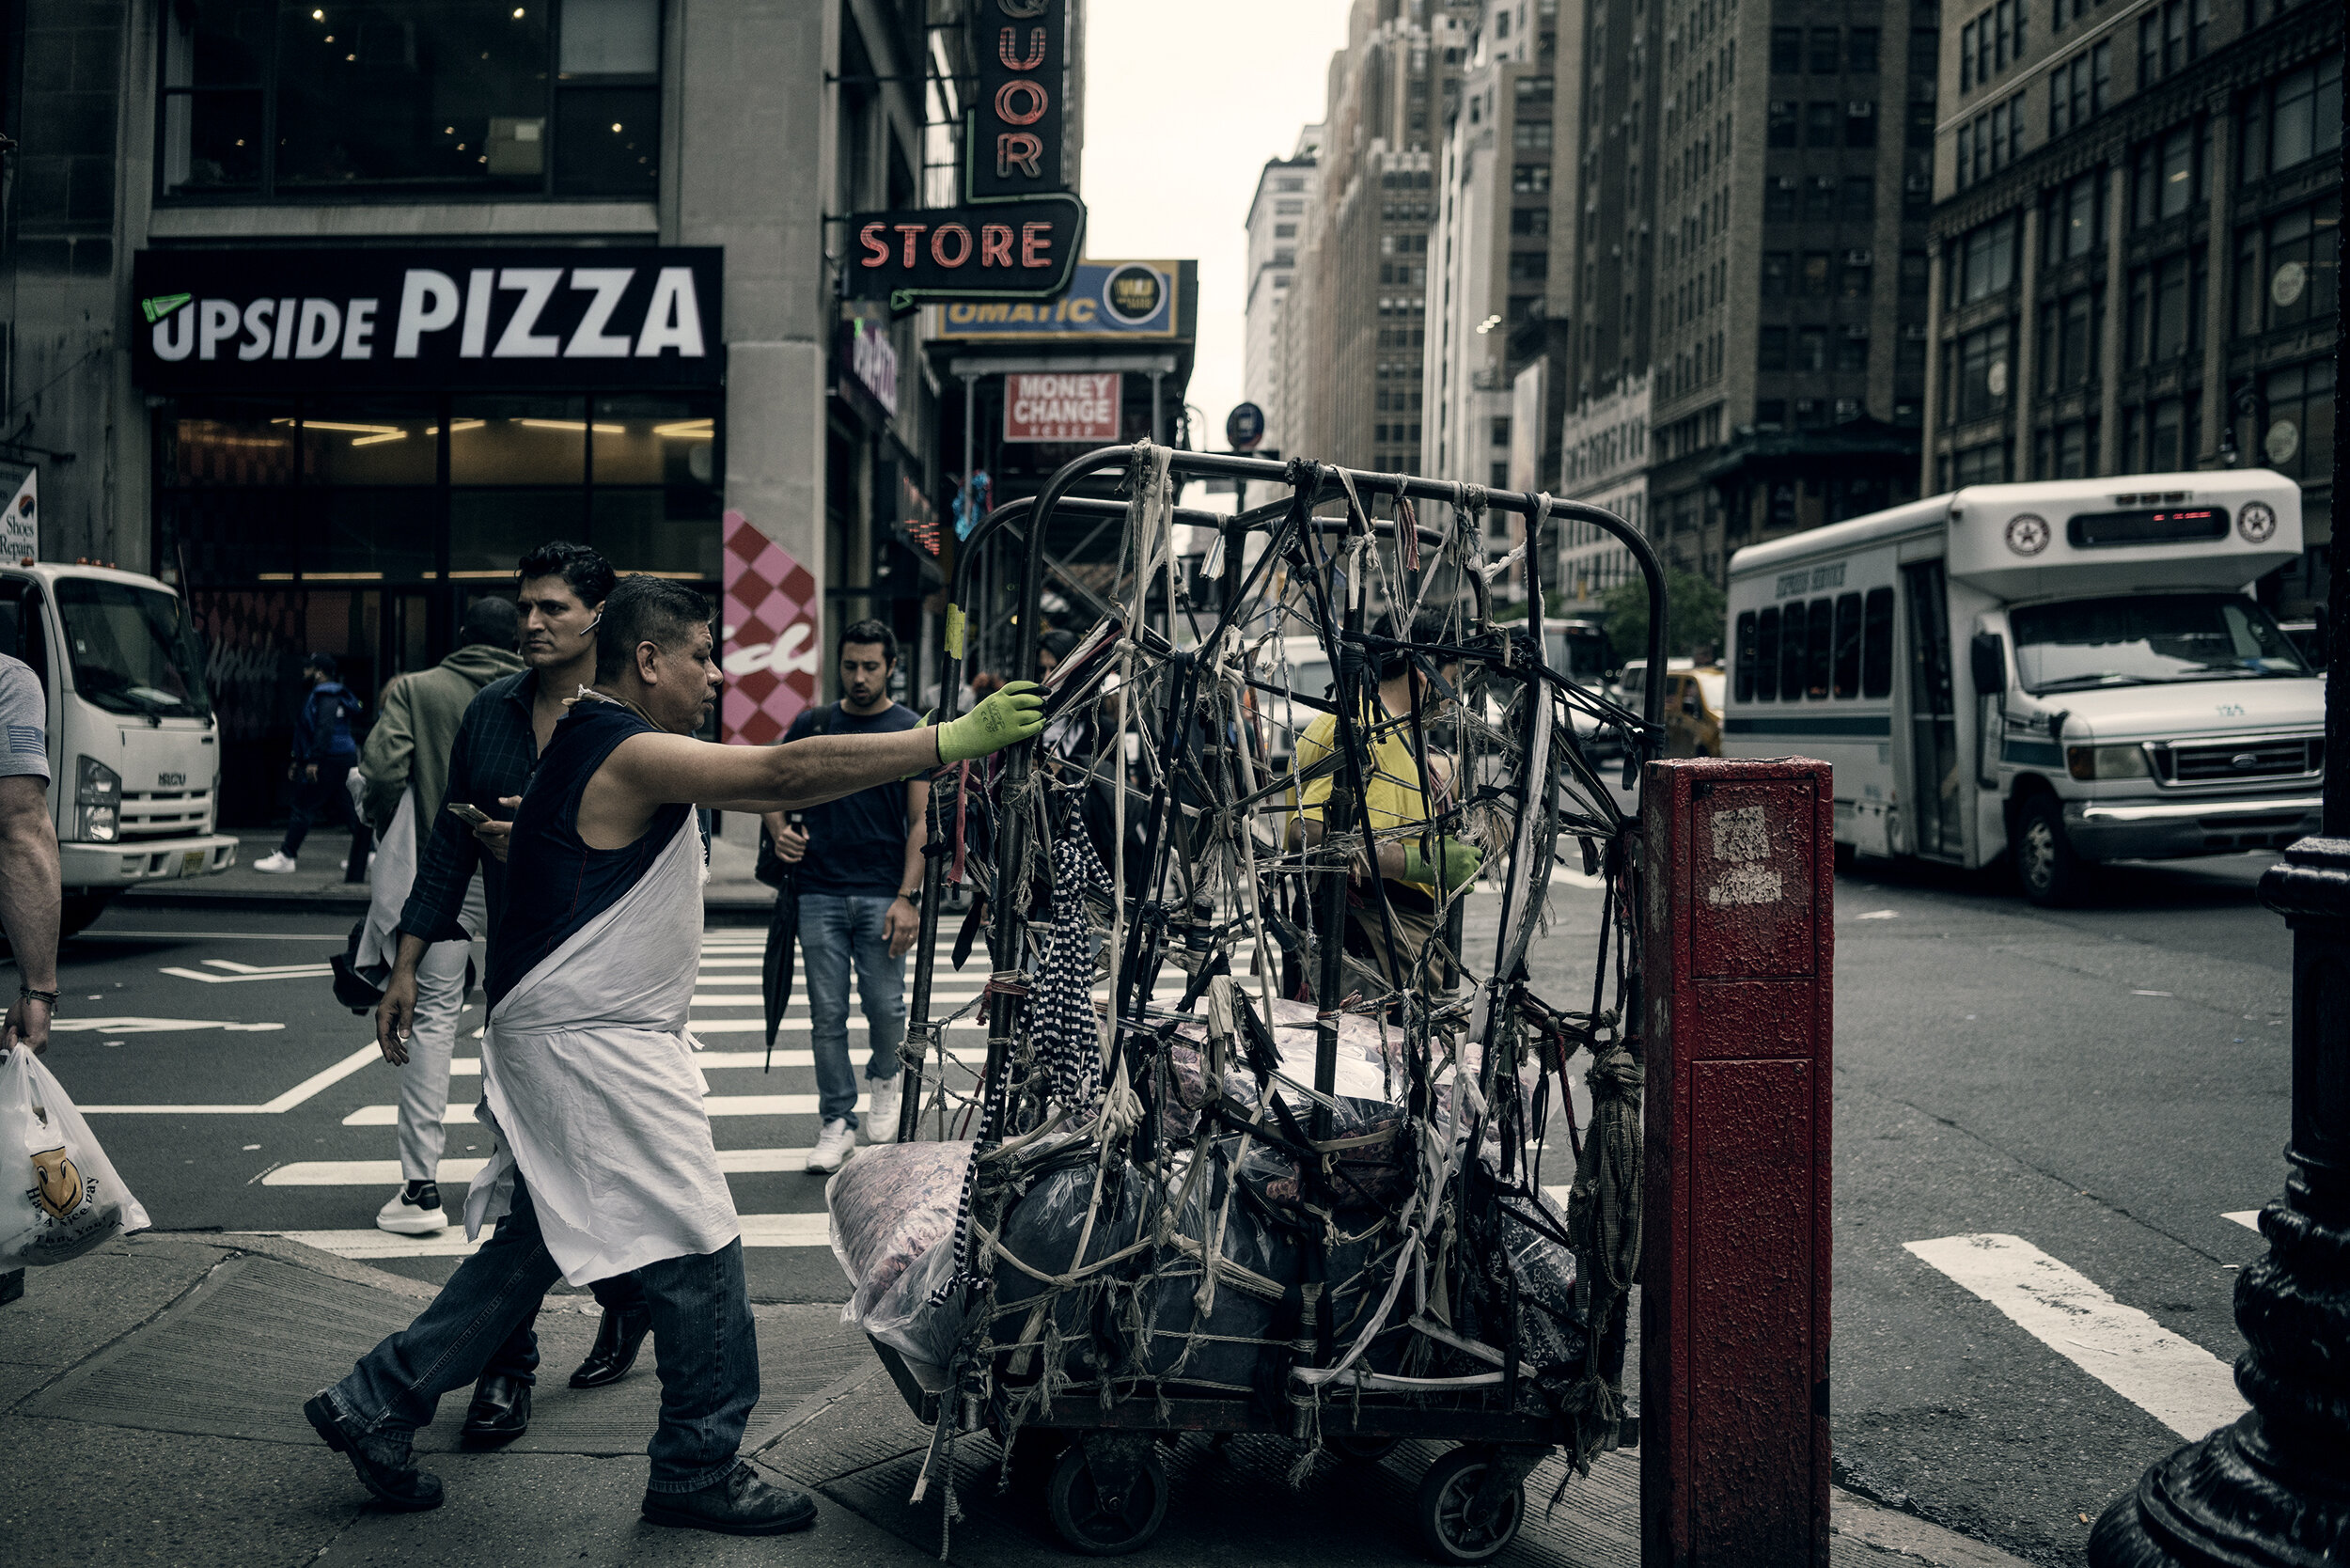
[
  {"left": 1952, "top": 441, "right": 2010, "bottom": 483},
  {"left": 1516, "top": 74, "right": 1556, "bottom": 100},
  {"left": 1806, "top": 101, "right": 1840, "bottom": 146},
  {"left": 2241, "top": 55, "right": 2344, "bottom": 180},
  {"left": 1759, "top": 326, "right": 1790, "bottom": 369},
  {"left": 1511, "top": 206, "right": 1552, "bottom": 235},
  {"left": 1765, "top": 179, "right": 1796, "bottom": 220},
  {"left": 1901, "top": 249, "right": 1929, "bottom": 294},
  {"left": 1797, "top": 327, "right": 1828, "bottom": 370},
  {"left": 2132, "top": 122, "right": 2203, "bottom": 226},
  {"left": 1772, "top": 25, "right": 1803, "bottom": 72},
  {"left": 1849, "top": 28, "right": 1880, "bottom": 72},
  {"left": 2237, "top": 195, "right": 2342, "bottom": 336},
  {"left": 1762, "top": 251, "right": 1793, "bottom": 295},
  {"left": 2043, "top": 169, "right": 2107, "bottom": 263},
  {"left": 2125, "top": 251, "right": 2203, "bottom": 366},
  {"left": 1950, "top": 212, "right": 2019, "bottom": 305},
  {"left": 2047, "top": 41, "right": 2111, "bottom": 137},
  {"left": 1955, "top": 95, "right": 2025, "bottom": 188},
  {"left": 1803, "top": 177, "right": 1837, "bottom": 221},
  {"left": 1846, "top": 101, "right": 1877, "bottom": 147},
  {"left": 1800, "top": 251, "right": 1833, "bottom": 296},
  {"left": 1836, "top": 331, "right": 1871, "bottom": 371},
  {"left": 159, "top": 0, "right": 664, "bottom": 201},
  {"left": 2255, "top": 359, "right": 2334, "bottom": 478},
  {"left": 1954, "top": 320, "right": 2013, "bottom": 422},
  {"left": 2038, "top": 285, "right": 2105, "bottom": 390},
  {"left": 2038, "top": 417, "right": 2097, "bottom": 478},
  {"left": 1512, "top": 164, "right": 1552, "bottom": 193},
  {"left": 1509, "top": 251, "right": 1550, "bottom": 281},
  {"left": 1910, "top": 26, "right": 1940, "bottom": 80},
  {"left": 1769, "top": 100, "right": 1799, "bottom": 145},
  {"left": 1514, "top": 120, "right": 1555, "bottom": 150},
  {"left": 1810, "top": 26, "right": 1841, "bottom": 72},
  {"left": 1841, "top": 175, "right": 1875, "bottom": 218},
  {"left": 1842, "top": 260, "right": 1873, "bottom": 298},
  {"left": 1962, "top": 0, "right": 2027, "bottom": 91},
  {"left": 2138, "top": 0, "right": 2209, "bottom": 86}
]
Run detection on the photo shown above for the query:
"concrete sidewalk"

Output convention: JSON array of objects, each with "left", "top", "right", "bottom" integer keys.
[{"left": 1, "top": 1230, "right": 2029, "bottom": 1568}]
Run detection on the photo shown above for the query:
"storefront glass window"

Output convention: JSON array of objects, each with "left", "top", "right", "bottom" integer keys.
[
  {"left": 449, "top": 396, "right": 588, "bottom": 484},
  {"left": 448, "top": 489, "right": 589, "bottom": 574},
  {"left": 168, "top": 399, "right": 298, "bottom": 485},
  {"left": 308, "top": 489, "right": 440, "bottom": 580},
  {"left": 298, "top": 400, "right": 437, "bottom": 485}
]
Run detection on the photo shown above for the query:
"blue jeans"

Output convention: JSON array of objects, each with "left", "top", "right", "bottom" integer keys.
[
  {"left": 326, "top": 1177, "right": 759, "bottom": 1493},
  {"left": 799, "top": 892, "right": 905, "bottom": 1130}
]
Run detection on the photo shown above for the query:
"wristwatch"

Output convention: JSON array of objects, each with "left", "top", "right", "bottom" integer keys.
[{"left": 897, "top": 886, "right": 922, "bottom": 903}]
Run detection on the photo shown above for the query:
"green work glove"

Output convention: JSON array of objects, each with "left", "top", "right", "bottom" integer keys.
[
  {"left": 1402, "top": 836, "right": 1484, "bottom": 893},
  {"left": 935, "top": 680, "right": 1047, "bottom": 763}
]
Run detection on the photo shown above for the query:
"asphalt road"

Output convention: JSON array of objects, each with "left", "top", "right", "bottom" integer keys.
[{"left": 14, "top": 847, "right": 2289, "bottom": 1567}]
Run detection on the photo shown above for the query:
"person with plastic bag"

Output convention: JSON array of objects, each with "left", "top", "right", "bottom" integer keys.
[
  {"left": 2, "top": 649, "right": 150, "bottom": 1270},
  {"left": 306, "top": 577, "right": 1046, "bottom": 1535},
  {"left": 352, "top": 597, "right": 524, "bottom": 1238}
]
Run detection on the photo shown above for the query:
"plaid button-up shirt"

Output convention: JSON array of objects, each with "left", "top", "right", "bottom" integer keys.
[{"left": 400, "top": 667, "right": 540, "bottom": 947}]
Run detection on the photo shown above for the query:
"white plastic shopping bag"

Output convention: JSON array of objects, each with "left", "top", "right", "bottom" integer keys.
[{"left": 1, "top": 1046, "right": 150, "bottom": 1267}]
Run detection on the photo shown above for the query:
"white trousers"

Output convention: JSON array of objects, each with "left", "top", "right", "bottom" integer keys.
[{"left": 397, "top": 875, "right": 485, "bottom": 1184}]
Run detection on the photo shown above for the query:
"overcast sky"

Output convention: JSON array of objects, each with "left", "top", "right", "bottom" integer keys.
[{"left": 1081, "top": 1, "right": 1354, "bottom": 450}]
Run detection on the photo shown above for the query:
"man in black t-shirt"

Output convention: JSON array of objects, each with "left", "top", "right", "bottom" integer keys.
[{"left": 768, "top": 620, "right": 928, "bottom": 1172}]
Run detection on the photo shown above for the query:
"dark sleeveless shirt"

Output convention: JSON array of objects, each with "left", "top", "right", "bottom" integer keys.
[{"left": 488, "top": 697, "right": 693, "bottom": 1011}]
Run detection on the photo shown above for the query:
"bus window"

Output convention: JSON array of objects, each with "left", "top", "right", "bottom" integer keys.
[
  {"left": 1757, "top": 606, "right": 1781, "bottom": 699},
  {"left": 1778, "top": 601, "right": 1807, "bottom": 698},
  {"left": 1861, "top": 587, "right": 1895, "bottom": 698},
  {"left": 1832, "top": 592, "right": 1864, "bottom": 698},
  {"left": 1807, "top": 597, "right": 1834, "bottom": 699},
  {"left": 1735, "top": 610, "right": 1758, "bottom": 700}
]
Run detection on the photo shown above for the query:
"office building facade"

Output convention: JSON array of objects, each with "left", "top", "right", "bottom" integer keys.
[{"left": 1923, "top": 0, "right": 2339, "bottom": 610}]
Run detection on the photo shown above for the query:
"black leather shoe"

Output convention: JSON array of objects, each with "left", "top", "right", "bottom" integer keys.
[
  {"left": 305, "top": 1394, "right": 445, "bottom": 1512},
  {"left": 641, "top": 1464, "right": 817, "bottom": 1536},
  {"left": 569, "top": 1305, "right": 652, "bottom": 1388},
  {"left": 459, "top": 1372, "right": 532, "bottom": 1447}
]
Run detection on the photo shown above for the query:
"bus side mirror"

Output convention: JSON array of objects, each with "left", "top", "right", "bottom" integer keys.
[{"left": 1969, "top": 632, "right": 2007, "bottom": 697}]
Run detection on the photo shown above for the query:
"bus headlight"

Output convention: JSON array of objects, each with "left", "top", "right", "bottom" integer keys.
[
  {"left": 2067, "top": 744, "right": 2151, "bottom": 781},
  {"left": 76, "top": 756, "right": 121, "bottom": 842}
]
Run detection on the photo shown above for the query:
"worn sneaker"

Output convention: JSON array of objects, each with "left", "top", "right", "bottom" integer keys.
[
  {"left": 864, "top": 1075, "right": 901, "bottom": 1143},
  {"left": 253, "top": 851, "right": 298, "bottom": 874},
  {"left": 376, "top": 1181, "right": 446, "bottom": 1235},
  {"left": 805, "top": 1119, "right": 854, "bottom": 1174}
]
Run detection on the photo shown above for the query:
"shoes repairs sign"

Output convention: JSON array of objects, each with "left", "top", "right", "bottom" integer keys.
[{"left": 129, "top": 248, "right": 723, "bottom": 392}]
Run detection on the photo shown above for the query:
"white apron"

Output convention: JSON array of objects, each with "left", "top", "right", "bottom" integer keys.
[{"left": 462, "top": 811, "right": 733, "bottom": 1284}]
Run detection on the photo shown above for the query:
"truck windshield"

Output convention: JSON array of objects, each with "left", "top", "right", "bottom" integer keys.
[
  {"left": 52, "top": 578, "right": 213, "bottom": 720},
  {"left": 1546, "top": 625, "right": 1614, "bottom": 684},
  {"left": 2011, "top": 593, "right": 2311, "bottom": 694}
]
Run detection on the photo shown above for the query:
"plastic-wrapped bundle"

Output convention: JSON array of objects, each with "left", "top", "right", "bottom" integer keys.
[{"left": 828, "top": 1140, "right": 975, "bottom": 1326}]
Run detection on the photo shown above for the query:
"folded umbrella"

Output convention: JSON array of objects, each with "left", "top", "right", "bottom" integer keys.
[{"left": 762, "top": 876, "right": 798, "bottom": 1073}]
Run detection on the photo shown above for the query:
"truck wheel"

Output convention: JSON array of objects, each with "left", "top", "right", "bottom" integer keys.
[
  {"left": 60, "top": 892, "right": 114, "bottom": 942},
  {"left": 2014, "top": 795, "right": 2091, "bottom": 907}
]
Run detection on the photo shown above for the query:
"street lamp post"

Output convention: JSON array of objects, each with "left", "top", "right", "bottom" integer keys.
[{"left": 2085, "top": 347, "right": 2349, "bottom": 1565}]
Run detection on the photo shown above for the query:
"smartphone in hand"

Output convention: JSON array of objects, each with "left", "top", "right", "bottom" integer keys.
[{"left": 446, "top": 802, "right": 492, "bottom": 827}]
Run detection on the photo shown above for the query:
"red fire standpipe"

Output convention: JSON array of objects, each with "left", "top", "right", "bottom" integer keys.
[{"left": 1639, "top": 758, "right": 1835, "bottom": 1568}]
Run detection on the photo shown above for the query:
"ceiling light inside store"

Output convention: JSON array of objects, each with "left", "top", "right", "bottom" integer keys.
[
  {"left": 424, "top": 420, "right": 486, "bottom": 436},
  {"left": 518, "top": 418, "right": 623, "bottom": 433},
  {"left": 350, "top": 431, "right": 409, "bottom": 447},
  {"left": 273, "top": 418, "right": 405, "bottom": 436},
  {"left": 652, "top": 419, "right": 715, "bottom": 439}
]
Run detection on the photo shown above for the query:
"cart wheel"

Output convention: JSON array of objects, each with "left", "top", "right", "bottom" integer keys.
[
  {"left": 1046, "top": 1438, "right": 1168, "bottom": 1557},
  {"left": 1416, "top": 1448, "right": 1526, "bottom": 1565},
  {"left": 1326, "top": 1434, "right": 1402, "bottom": 1462}
]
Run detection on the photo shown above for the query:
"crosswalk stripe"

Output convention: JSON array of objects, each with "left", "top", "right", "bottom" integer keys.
[
  {"left": 342, "top": 1092, "right": 869, "bottom": 1126},
  {"left": 1905, "top": 1233, "right": 2248, "bottom": 1439},
  {"left": 239, "top": 1212, "right": 831, "bottom": 1260},
  {"left": 262, "top": 1146, "right": 832, "bottom": 1186},
  {"left": 447, "top": 1048, "right": 987, "bottom": 1074}
]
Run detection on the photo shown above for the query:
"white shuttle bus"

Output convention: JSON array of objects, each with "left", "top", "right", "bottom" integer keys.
[{"left": 1720, "top": 469, "right": 2319, "bottom": 904}]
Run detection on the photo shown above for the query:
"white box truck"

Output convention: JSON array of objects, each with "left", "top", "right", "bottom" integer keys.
[
  {"left": 0, "top": 560, "right": 239, "bottom": 935},
  {"left": 1720, "top": 469, "right": 2319, "bottom": 904}
]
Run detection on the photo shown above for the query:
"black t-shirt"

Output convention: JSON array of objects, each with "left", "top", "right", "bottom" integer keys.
[{"left": 784, "top": 700, "right": 919, "bottom": 897}]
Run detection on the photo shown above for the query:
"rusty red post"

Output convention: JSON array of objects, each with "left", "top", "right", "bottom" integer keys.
[{"left": 1640, "top": 757, "right": 1835, "bottom": 1568}]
